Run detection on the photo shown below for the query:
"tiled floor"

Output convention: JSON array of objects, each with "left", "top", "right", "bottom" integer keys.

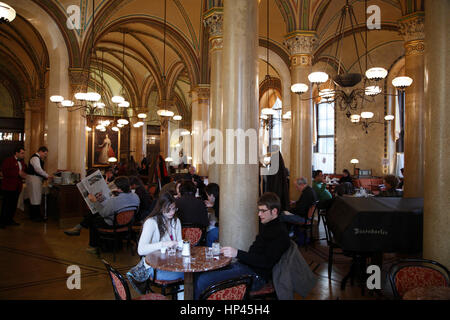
[{"left": 0, "top": 210, "right": 401, "bottom": 300}]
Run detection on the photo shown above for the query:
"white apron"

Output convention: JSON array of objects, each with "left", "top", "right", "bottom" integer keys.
[{"left": 26, "top": 175, "right": 43, "bottom": 205}]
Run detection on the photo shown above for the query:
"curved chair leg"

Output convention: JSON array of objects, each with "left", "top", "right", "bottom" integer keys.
[{"left": 328, "top": 247, "right": 333, "bottom": 279}]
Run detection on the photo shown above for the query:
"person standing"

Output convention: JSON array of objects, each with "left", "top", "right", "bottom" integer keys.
[
  {"left": 26, "top": 146, "right": 50, "bottom": 222},
  {"left": 0, "top": 146, "right": 27, "bottom": 228}
]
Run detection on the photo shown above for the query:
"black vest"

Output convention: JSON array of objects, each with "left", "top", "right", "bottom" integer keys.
[{"left": 27, "top": 154, "right": 46, "bottom": 178}]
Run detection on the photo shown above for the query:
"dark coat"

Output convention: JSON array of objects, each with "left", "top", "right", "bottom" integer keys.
[
  {"left": 264, "top": 153, "right": 289, "bottom": 211},
  {"left": 272, "top": 240, "right": 317, "bottom": 299},
  {"left": 1, "top": 156, "right": 26, "bottom": 192},
  {"left": 292, "top": 186, "right": 317, "bottom": 218},
  {"left": 175, "top": 194, "right": 209, "bottom": 227}
]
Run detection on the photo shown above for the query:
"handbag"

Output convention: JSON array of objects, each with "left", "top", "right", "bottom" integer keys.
[{"left": 126, "top": 257, "right": 152, "bottom": 294}]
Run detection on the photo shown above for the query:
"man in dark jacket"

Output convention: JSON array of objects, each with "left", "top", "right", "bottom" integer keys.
[
  {"left": 194, "top": 192, "right": 290, "bottom": 299},
  {"left": 280, "top": 177, "right": 317, "bottom": 225},
  {"left": 175, "top": 180, "right": 209, "bottom": 227},
  {"left": 0, "top": 146, "right": 27, "bottom": 228}
]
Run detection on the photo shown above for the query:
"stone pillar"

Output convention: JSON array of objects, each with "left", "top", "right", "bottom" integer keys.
[
  {"left": 25, "top": 98, "right": 45, "bottom": 159},
  {"left": 284, "top": 32, "right": 317, "bottom": 200},
  {"left": 219, "top": 0, "right": 259, "bottom": 250},
  {"left": 398, "top": 13, "right": 425, "bottom": 198},
  {"left": 191, "top": 85, "right": 210, "bottom": 177},
  {"left": 423, "top": 1, "right": 450, "bottom": 268},
  {"left": 160, "top": 118, "right": 169, "bottom": 159},
  {"left": 68, "top": 68, "right": 87, "bottom": 176},
  {"left": 204, "top": 9, "right": 223, "bottom": 184}
]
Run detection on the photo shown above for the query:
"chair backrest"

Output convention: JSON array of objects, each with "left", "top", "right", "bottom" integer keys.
[
  {"left": 389, "top": 259, "right": 450, "bottom": 298},
  {"left": 102, "top": 259, "right": 132, "bottom": 300},
  {"left": 321, "top": 212, "right": 335, "bottom": 245},
  {"left": 307, "top": 200, "right": 319, "bottom": 221},
  {"left": 181, "top": 224, "right": 204, "bottom": 246},
  {"left": 114, "top": 210, "right": 135, "bottom": 229},
  {"left": 199, "top": 275, "right": 253, "bottom": 300}
]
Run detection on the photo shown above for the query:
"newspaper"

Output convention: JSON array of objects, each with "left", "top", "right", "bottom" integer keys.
[{"left": 76, "top": 170, "right": 111, "bottom": 214}]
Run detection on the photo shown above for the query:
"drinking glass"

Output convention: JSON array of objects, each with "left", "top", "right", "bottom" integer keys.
[
  {"left": 212, "top": 241, "right": 220, "bottom": 256},
  {"left": 205, "top": 247, "right": 213, "bottom": 259},
  {"left": 167, "top": 246, "right": 176, "bottom": 256}
]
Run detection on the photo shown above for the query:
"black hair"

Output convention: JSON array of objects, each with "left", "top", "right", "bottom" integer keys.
[
  {"left": 313, "top": 170, "right": 323, "bottom": 179},
  {"left": 147, "top": 191, "right": 178, "bottom": 239},
  {"left": 113, "top": 176, "right": 131, "bottom": 193},
  {"left": 205, "top": 183, "right": 220, "bottom": 219},
  {"left": 38, "top": 146, "right": 48, "bottom": 152},
  {"left": 14, "top": 146, "right": 25, "bottom": 154},
  {"left": 343, "top": 169, "right": 351, "bottom": 176},
  {"left": 179, "top": 180, "right": 196, "bottom": 195},
  {"left": 129, "top": 176, "right": 145, "bottom": 189}
]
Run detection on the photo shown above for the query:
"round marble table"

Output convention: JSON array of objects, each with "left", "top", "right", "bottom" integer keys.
[
  {"left": 403, "top": 286, "right": 450, "bottom": 300},
  {"left": 145, "top": 246, "right": 232, "bottom": 300}
]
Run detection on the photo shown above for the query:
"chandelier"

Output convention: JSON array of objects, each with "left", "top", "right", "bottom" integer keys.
[
  {"left": 290, "top": 0, "right": 413, "bottom": 118},
  {"left": 350, "top": 112, "right": 395, "bottom": 134},
  {"left": 0, "top": 2, "right": 15, "bottom": 23}
]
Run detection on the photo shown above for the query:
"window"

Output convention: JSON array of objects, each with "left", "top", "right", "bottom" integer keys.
[
  {"left": 313, "top": 102, "right": 334, "bottom": 173},
  {"left": 396, "top": 90, "right": 405, "bottom": 152},
  {"left": 271, "top": 98, "right": 282, "bottom": 153}
]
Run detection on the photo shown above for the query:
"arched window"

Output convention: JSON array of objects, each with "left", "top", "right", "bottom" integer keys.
[{"left": 313, "top": 101, "right": 334, "bottom": 173}]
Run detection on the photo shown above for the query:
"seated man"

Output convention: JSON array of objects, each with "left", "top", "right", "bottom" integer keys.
[
  {"left": 64, "top": 176, "right": 139, "bottom": 254},
  {"left": 377, "top": 174, "right": 402, "bottom": 197},
  {"left": 312, "top": 170, "right": 333, "bottom": 210},
  {"left": 194, "top": 192, "right": 291, "bottom": 299},
  {"left": 175, "top": 180, "right": 209, "bottom": 227},
  {"left": 280, "top": 177, "right": 317, "bottom": 225}
]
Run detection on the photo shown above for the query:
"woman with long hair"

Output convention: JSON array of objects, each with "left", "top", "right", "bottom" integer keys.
[
  {"left": 204, "top": 183, "right": 220, "bottom": 247},
  {"left": 126, "top": 191, "right": 184, "bottom": 298}
]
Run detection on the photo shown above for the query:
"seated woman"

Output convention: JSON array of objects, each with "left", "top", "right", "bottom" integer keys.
[
  {"left": 377, "top": 174, "right": 402, "bottom": 197},
  {"left": 126, "top": 192, "right": 184, "bottom": 299},
  {"left": 204, "top": 183, "right": 219, "bottom": 247},
  {"left": 339, "top": 169, "right": 353, "bottom": 184}
]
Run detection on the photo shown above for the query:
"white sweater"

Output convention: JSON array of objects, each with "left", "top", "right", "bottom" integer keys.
[{"left": 137, "top": 216, "right": 182, "bottom": 257}]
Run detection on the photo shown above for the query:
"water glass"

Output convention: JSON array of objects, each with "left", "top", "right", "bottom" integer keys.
[
  {"left": 160, "top": 246, "right": 167, "bottom": 254},
  {"left": 212, "top": 241, "right": 220, "bottom": 256},
  {"left": 205, "top": 247, "right": 213, "bottom": 259}
]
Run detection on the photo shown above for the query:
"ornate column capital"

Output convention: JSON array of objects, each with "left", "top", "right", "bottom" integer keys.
[
  {"left": 204, "top": 9, "right": 223, "bottom": 51},
  {"left": 68, "top": 68, "right": 89, "bottom": 93},
  {"left": 283, "top": 31, "right": 318, "bottom": 67},
  {"left": 194, "top": 85, "right": 210, "bottom": 104},
  {"left": 398, "top": 13, "right": 425, "bottom": 53}
]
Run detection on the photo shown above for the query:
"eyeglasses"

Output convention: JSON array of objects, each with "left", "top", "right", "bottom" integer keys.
[{"left": 257, "top": 208, "right": 270, "bottom": 214}]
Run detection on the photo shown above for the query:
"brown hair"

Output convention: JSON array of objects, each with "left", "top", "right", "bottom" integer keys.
[
  {"left": 257, "top": 192, "right": 281, "bottom": 216},
  {"left": 383, "top": 174, "right": 398, "bottom": 189}
]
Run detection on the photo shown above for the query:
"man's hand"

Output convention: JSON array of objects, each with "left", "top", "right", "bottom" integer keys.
[
  {"left": 88, "top": 194, "right": 97, "bottom": 203},
  {"left": 220, "top": 247, "right": 238, "bottom": 258},
  {"left": 19, "top": 171, "right": 27, "bottom": 179}
]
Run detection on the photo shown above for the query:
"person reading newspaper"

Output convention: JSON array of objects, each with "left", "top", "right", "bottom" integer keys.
[{"left": 64, "top": 175, "right": 139, "bottom": 255}]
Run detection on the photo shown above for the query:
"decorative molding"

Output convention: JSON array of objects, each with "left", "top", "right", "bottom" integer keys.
[
  {"left": 209, "top": 36, "right": 223, "bottom": 51},
  {"left": 283, "top": 32, "right": 318, "bottom": 57},
  {"left": 398, "top": 14, "right": 425, "bottom": 43},
  {"left": 291, "top": 54, "right": 313, "bottom": 67},
  {"left": 404, "top": 39, "right": 425, "bottom": 56},
  {"left": 68, "top": 68, "right": 89, "bottom": 94},
  {"left": 204, "top": 11, "right": 223, "bottom": 38}
]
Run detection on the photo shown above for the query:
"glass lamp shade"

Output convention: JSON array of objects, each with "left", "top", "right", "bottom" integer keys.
[
  {"left": 96, "top": 125, "right": 105, "bottom": 130},
  {"left": 118, "top": 101, "right": 130, "bottom": 108},
  {"left": 392, "top": 76, "right": 413, "bottom": 89},
  {"left": 290, "top": 83, "right": 309, "bottom": 94},
  {"left": 116, "top": 123, "right": 124, "bottom": 128},
  {"left": 135, "top": 121, "right": 144, "bottom": 126},
  {"left": 111, "top": 95, "right": 125, "bottom": 104},
  {"left": 61, "top": 100, "right": 74, "bottom": 107},
  {"left": 282, "top": 111, "right": 291, "bottom": 119},
  {"left": 260, "top": 114, "right": 268, "bottom": 120},
  {"left": 180, "top": 130, "right": 190, "bottom": 136},
  {"left": 85, "top": 92, "right": 101, "bottom": 102},
  {"left": 350, "top": 114, "right": 361, "bottom": 123},
  {"left": 384, "top": 115, "right": 395, "bottom": 121},
  {"left": 111, "top": 126, "right": 119, "bottom": 132},
  {"left": 108, "top": 157, "right": 118, "bottom": 163},
  {"left": 133, "top": 123, "right": 141, "bottom": 128},
  {"left": 117, "top": 119, "right": 129, "bottom": 125},
  {"left": 365, "top": 67, "right": 388, "bottom": 81},
  {"left": 85, "top": 126, "right": 92, "bottom": 131},
  {"left": 261, "top": 108, "right": 276, "bottom": 116},
  {"left": 319, "top": 89, "right": 335, "bottom": 100},
  {"left": 93, "top": 102, "right": 105, "bottom": 108},
  {"left": 173, "top": 115, "right": 182, "bottom": 121},
  {"left": 137, "top": 113, "right": 147, "bottom": 119},
  {"left": 365, "top": 86, "right": 382, "bottom": 96},
  {"left": 0, "top": 2, "right": 16, "bottom": 22},
  {"left": 308, "top": 72, "right": 329, "bottom": 84},
  {"left": 350, "top": 159, "right": 359, "bottom": 164},
  {"left": 75, "top": 92, "right": 87, "bottom": 100},
  {"left": 361, "top": 112, "right": 374, "bottom": 119},
  {"left": 165, "top": 157, "right": 173, "bottom": 162},
  {"left": 50, "top": 95, "right": 64, "bottom": 103},
  {"left": 157, "top": 110, "right": 174, "bottom": 117}
]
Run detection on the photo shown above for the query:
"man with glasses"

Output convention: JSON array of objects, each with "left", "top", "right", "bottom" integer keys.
[{"left": 194, "top": 192, "right": 290, "bottom": 299}]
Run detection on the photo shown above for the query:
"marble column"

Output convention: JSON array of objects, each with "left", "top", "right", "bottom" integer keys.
[
  {"left": 68, "top": 68, "right": 87, "bottom": 176},
  {"left": 25, "top": 98, "right": 45, "bottom": 159},
  {"left": 191, "top": 85, "right": 210, "bottom": 177},
  {"left": 398, "top": 13, "right": 425, "bottom": 198},
  {"left": 219, "top": 0, "right": 259, "bottom": 250},
  {"left": 204, "top": 9, "right": 223, "bottom": 184},
  {"left": 284, "top": 32, "right": 317, "bottom": 200},
  {"left": 423, "top": 0, "right": 450, "bottom": 268}
]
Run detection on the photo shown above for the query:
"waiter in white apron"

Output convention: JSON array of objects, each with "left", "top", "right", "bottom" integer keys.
[{"left": 26, "top": 146, "right": 50, "bottom": 222}]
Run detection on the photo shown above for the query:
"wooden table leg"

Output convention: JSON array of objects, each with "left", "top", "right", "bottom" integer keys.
[{"left": 184, "top": 272, "right": 194, "bottom": 300}]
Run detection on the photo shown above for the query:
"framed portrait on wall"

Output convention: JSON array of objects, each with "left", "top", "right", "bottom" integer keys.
[{"left": 92, "top": 125, "right": 120, "bottom": 167}]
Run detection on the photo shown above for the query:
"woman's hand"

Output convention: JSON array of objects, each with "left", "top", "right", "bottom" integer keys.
[
  {"left": 162, "top": 241, "right": 178, "bottom": 248},
  {"left": 220, "top": 246, "right": 238, "bottom": 258},
  {"left": 204, "top": 200, "right": 213, "bottom": 208}
]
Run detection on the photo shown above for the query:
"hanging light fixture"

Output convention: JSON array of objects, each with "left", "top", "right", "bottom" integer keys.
[
  {"left": 0, "top": 2, "right": 15, "bottom": 23},
  {"left": 290, "top": 0, "right": 413, "bottom": 118}
]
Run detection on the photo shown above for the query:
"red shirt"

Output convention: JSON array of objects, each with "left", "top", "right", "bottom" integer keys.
[{"left": 1, "top": 156, "right": 26, "bottom": 192}]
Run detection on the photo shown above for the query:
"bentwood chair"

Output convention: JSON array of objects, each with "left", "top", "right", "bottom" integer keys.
[
  {"left": 97, "top": 210, "right": 136, "bottom": 262},
  {"left": 249, "top": 282, "right": 277, "bottom": 300},
  {"left": 199, "top": 275, "right": 253, "bottom": 300},
  {"left": 102, "top": 259, "right": 168, "bottom": 300},
  {"left": 181, "top": 223, "right": 206, "bottom": 246},
  {"left": 388, "top": 258, "right": 449, "bottom": 299}
]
